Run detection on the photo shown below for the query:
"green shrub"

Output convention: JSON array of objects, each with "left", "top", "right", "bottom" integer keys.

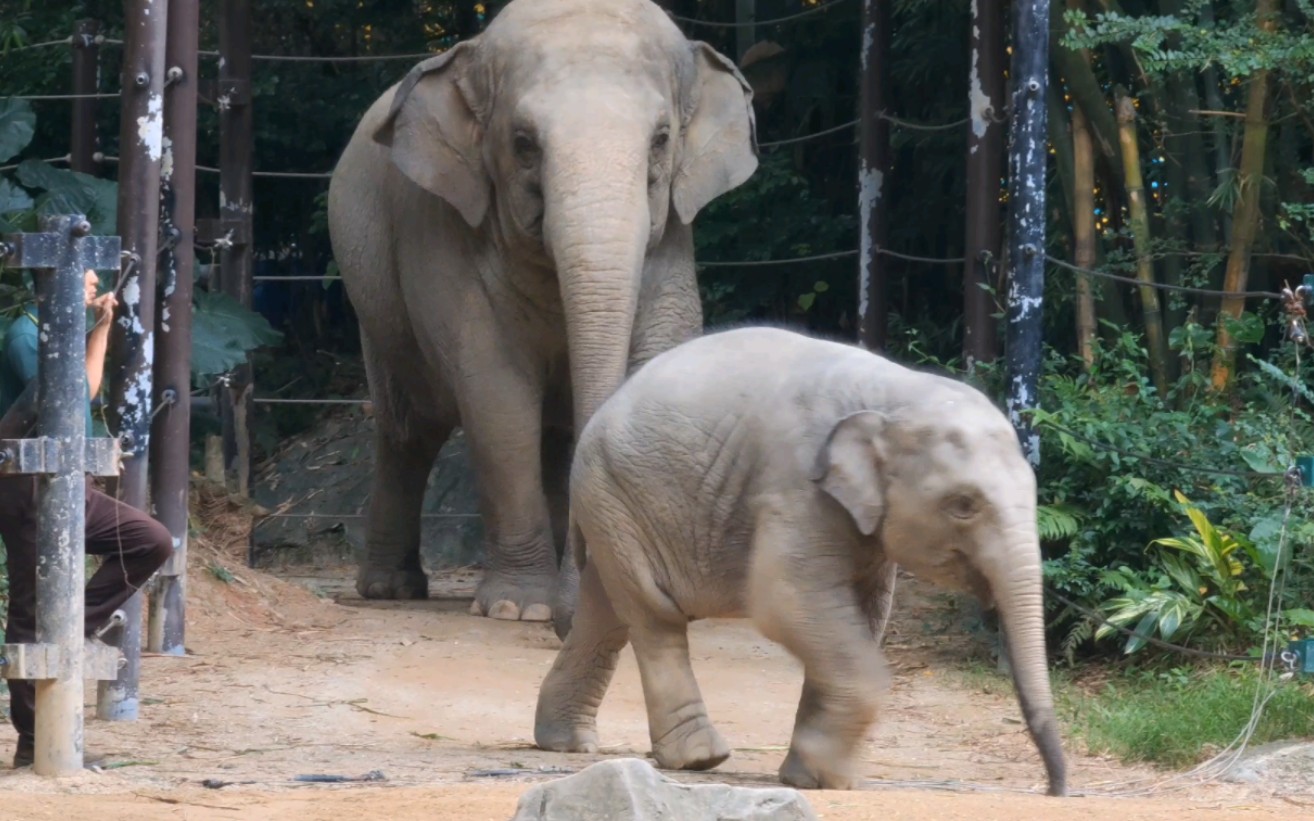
[{"left": 1059, "top": 666, "right": 1314, "bottom": 768}]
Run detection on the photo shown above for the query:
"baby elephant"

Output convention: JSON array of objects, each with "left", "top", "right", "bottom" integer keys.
[{"left": 533, "top": 327, "right": 1067, "bottom": 796}]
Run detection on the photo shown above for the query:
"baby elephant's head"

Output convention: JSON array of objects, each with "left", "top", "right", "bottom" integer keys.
[{"left": 810, "top": 390, "right": 1067, "bottom": 798}]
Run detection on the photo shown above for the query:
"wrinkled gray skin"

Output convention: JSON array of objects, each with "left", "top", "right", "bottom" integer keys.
[
  {"left": 535, "top": 327, "right": 1067, "bottom": 796},
  {"left": 327, "top": 0, "right": 757, "bottom": 620}
]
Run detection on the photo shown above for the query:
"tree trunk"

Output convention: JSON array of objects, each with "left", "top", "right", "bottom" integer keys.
[
  {"left": 1210, "top": 0, "right": 1277, "bottom": 393},
  {"left": 1115, "top": 91, "right": 1170, "bottom": 397},
  {"left": 1072, "top": 105, "right": 1098, "bottom": 370}
]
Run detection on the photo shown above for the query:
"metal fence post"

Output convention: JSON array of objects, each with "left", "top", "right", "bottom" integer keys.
[
  {"left": 98, "top": 0, "right": 169, "bottom": 721},
  {"left": 962, "top": 0, "right": 1005, "bottom": 369},
  {"left": 149, "top": 0, "right": 199, "bottom": 656},
  {"left": 70, "top": 19, "right": 100, "bottom": 176},
  {"left": 857, "top": 0, "right": 890, "bottom": 351},
  {"left": 0, "top": 215, "right": 123, "bottom": 776},
  {"left": 1003, "top": 0, "right": 1051, "bottom": 467},
  {"left": 32, "top": 218, "right": 89, "bottom": 775},
  {"left": 217, "top": 0, "right": 254, "bottom": 498}
]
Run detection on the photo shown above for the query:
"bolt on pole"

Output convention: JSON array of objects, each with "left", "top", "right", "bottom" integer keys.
[
  {"left": 149, "top": 0, "right": 200, "bottom": 656},
  {"left": 99, "top": 0, "right": 169, "bottom": 721},
  {"left": 1003, "top": 0, "right": 1051, "bottom": 468}
]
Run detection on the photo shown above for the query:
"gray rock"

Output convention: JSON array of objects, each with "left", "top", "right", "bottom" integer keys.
[
  {"left": 509, "top": 758, "right": 818, "bottom": 821},
  {"left": 1222, "top": 740, "right": 1314, "bottom": 788}
]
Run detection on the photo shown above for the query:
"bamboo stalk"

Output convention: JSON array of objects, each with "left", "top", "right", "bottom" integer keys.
[
  {"left": 1115, "top": 90, "right": 1170, "bottom": 396},
  {"left": 1073, "top": 105, "right": 1098, "bottom": 370},
  {"left": 1210, "top": 0, "right": 1277, "bottom": 392},
  {"left": 1052, "top": 6, "right": 1124, "bottom": 209}
]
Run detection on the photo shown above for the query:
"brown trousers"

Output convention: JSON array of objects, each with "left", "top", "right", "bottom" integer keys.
[{"left": 0, "top": 475, "right": 173, "bottom": 745}]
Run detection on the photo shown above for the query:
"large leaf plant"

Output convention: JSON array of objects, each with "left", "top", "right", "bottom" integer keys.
[{"left": 1, "top": 97, "right": 281, "bottom": 385}]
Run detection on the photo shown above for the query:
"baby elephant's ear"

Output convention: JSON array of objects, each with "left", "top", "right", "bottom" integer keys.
[{"left": 810, "top": 411, "right": 888, "bottom": 536}]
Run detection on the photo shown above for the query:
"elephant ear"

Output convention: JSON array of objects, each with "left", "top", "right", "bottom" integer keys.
[
  {"left": 811, "top": 411, "right": 888, "bottom": 537},
  {"left": 672, "top": 42, "right": 759, "bottom": 225},
  {"left": 373, "top": 42, "right": 489, "bottom": 227}
]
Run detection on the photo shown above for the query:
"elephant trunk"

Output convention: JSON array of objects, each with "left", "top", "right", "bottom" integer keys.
[
  {"left": 543, "top": 145, "right": 650, "bottom": 431},
  {"left": 542, "top": 134, "right": 650, "bottom": 637},
  {"left": 979, "top": 525, "right": 1068, "bottom": 797}
]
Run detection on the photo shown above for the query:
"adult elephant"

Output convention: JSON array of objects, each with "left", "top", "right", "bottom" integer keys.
[{"left": 327, "top": 0, "right": 757, "bottom": 622}]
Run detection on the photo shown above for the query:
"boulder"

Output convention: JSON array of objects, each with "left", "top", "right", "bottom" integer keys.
[
  {"left": 1222, "top": 740, "right": 1314, "bottom": 788},
  {"left": 509, "top": 758, "right": 818, "bottom": 821}
]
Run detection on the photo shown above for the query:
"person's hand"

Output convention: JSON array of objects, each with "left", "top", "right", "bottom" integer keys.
[
  {"left": 90, "top": 291, "right": 118, "bottom": 327},
  {"left": 83, "top": 269, "right": 117, "bottom": 327}
]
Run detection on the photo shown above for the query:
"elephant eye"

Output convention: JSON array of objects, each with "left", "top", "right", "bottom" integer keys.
[
  {"left": 513, "top": 132, "right": 539, "bottom": 164},
  {"left": 651, "top": 129, "right": 670, "bottom": 151},
  {"left": 944, "top": 493, "right": 979, "bottom": 520}
]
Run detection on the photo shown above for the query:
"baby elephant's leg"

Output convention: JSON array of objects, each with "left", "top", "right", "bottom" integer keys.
[
  {"left": 749, "top": 522, "right": 889, "bottom": 789},
  {"left": 534, "top": 560, "right": 629, "bottom": 753},
  {"left": 625, "top": 607, "right": 731, "bottom": 771},
  {"left": 600, "top": 544, "right": 729, "bottom": 771}
]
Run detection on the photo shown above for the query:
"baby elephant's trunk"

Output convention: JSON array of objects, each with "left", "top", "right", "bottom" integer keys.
[{"left": 981, "top": 533, "right": 1068, "bottom": 796}]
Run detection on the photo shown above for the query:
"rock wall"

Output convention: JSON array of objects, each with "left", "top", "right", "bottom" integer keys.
[{"left": 252, "top": 411, "right": 484, "bottom": 569}]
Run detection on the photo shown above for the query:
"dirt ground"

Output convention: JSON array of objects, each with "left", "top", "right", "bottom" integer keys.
[{"left": 0, "top": 486, "right": 1308, "bottom": 820}]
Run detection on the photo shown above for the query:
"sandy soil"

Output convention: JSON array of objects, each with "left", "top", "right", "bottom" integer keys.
[{"left": 0, "top": 485, "right": 1306, "bottom": 820}]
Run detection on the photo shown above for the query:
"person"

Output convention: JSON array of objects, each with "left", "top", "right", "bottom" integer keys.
[{"left": 0, "top": 270, "right": 174, "bottom": 769}]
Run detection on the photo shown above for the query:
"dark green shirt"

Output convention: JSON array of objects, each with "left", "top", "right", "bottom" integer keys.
[{"left": 0, "top": 311, "right": 96, "bottom": 435}]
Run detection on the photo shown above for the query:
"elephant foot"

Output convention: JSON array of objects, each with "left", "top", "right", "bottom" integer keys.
[
  {"left": 356, "top": 566, "right": 430, "bottom": 600},
  {"left": 778, "top": 732, "right": 859, "bottom": 790},
  {"left": 470, "top": 569, "right": 554, "bottom": 622},
  {"left": 652, "top": 718, "right": 731, "bottom": 772},
  {"left": 534, "top": 719, "right": 599, "bottom": 754}
]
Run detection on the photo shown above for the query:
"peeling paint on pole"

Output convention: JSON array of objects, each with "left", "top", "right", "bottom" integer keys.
[
  {"left": 967, "top": 0, "right": 990, "bottom": 146},
  {"left": 857, "top": 167, "right": 883, "bottom": 321},
  {"left": 1003, "top": 0, "right": 1050, "bottom": 469},
  {"left": 136, "top": 92, "right": 164, "bottom": 161}
]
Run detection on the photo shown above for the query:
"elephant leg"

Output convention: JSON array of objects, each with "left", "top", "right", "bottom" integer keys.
[
  {"left": 458, "top": 365, "right": 556, "bottom": 622},
  {"left": 534, "top": 559, "right": 628, "bottom": 752},
  {"left": 628, "top": 235, "right": 702, "bottom": 373},
  {"left": 749, "top": 520, "right": 888, "bottom": 790},
  {"left": 621, "top": 602, "right": 730, "bottom": 771},
  {"left": 774, "top": 637, "right": 887, "bottom": 790},
  {"left": 356, "top": 336, "right": 452, "bottom": 600}
]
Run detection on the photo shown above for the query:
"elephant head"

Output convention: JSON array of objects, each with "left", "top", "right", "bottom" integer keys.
[
  {"left": 812, "top": 401, "right": 1068, "bottom": 797},
  {"left": 372, "top": 0, "right": 757, "bottom": 430}
]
